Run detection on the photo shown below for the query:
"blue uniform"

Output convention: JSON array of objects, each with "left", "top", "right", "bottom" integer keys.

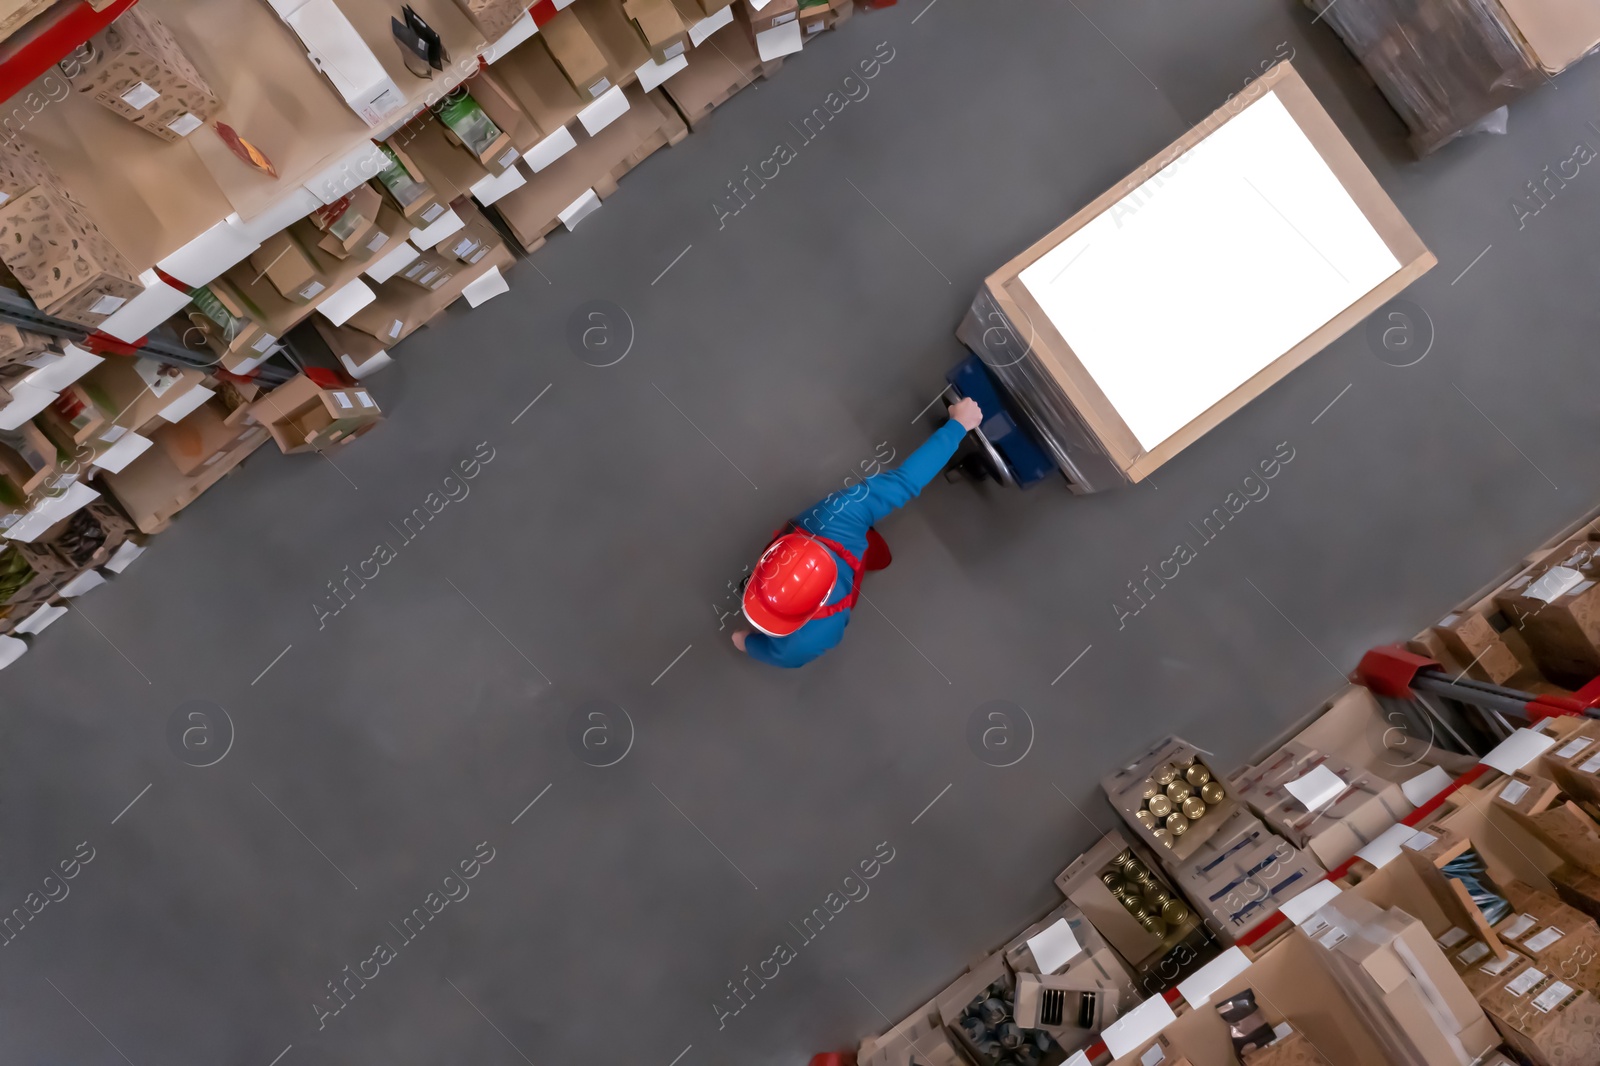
[{"left": 745, "top": 419, "right": 967, "bottom": 668}]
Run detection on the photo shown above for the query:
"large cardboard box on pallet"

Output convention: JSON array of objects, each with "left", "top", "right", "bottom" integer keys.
[
  {"left": 0, "top": 184, "right": 142, "bottom": 327},
  {"left": 541, "top": 9, "right": 614, "bottom": 101},
  {"left": 453, "top": 0, "right": 529, "bottom": 39},
  {"left": 65, "top": 6, "right": 220, "bottom": 141},
  {"left": 958, "top": 61, "right": 1433, "bottom": 492},
  {"left": 624, "top": 0, "right": 689, "bottom": 62}
]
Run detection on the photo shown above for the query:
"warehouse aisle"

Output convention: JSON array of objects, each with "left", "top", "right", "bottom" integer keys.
[{"left": 5, "top": 1, "right": 1600, "bottom": 1064}]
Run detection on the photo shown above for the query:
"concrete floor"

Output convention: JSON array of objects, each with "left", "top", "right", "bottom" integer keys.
[{"left": 5, "top": 1, "right": 1600, "bottom": 1063}]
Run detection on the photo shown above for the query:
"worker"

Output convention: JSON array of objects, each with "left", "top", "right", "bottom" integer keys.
[{"left": 732, "top": 397, "right": 984, "bottom": 668}]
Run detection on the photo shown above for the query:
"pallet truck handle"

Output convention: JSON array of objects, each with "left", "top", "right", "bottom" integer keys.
[{"left": 942, "top": 384, "right": 1018, "bottom": 488}]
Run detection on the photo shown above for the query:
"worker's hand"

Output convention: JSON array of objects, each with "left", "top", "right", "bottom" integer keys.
[
  {"left": 731, "top": 629, "right": 749, "bottom": 653},
  {"left": 949, "top": 397, "right": 983, "bottom": 432}
]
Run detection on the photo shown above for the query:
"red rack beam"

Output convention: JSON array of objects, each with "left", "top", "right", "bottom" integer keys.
[{"left": 0, "top": 0, "right": 138, "bottom": 106}]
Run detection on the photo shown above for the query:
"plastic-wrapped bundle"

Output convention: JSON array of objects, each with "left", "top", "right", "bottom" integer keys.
[{"left": 1305, "top": 0, "right": 1543, "bottom": 154}]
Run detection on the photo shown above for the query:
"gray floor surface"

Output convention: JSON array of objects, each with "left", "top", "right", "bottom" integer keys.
[{"left": 5, "top": 1, "right": 1600, "bottom": 1063}]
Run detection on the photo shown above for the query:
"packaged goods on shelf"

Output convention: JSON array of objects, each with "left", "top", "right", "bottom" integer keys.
[
  {"left": 746, "top": 0, "right": 799, "bottom": 33},
  {"left": 436, "top": 92, "right": 517, "bottom": 172},
  {"left": 247, "top": 373, "right": 381, "bottom": 455},
  {"left": 63, "top": 6, "right": 221, "bottom": 142},
  {"left": 454, "top": 0, "right": 531, "bottom": 39},
  {"left": 375, "top": 141, "right": 448, "bottom": 223},
  {"left": 247, "top": 229, "right": 325, "bottom": 305},
  {"left": 0, "top": 184, "right": 143, "bottom": 328},
  {"left": 541, "top": 8, "right": 616, "bottom": 100},
  {"left": 309, "top": 186, "right": 385, "bottom": 260},
  {"left": 624, "top": 0, "right": 689, "bottom": 62}
]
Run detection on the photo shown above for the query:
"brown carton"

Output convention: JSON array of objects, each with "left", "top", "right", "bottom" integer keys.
[
  {"left": 1242, "top": 1030, "right": 1330, "bottom": 1066},
  {"left": 452, "top": 0, "right": 528, "bottom": 39},
  {"left": 540, "top": 10, "right": 614, "bottom": 101},
  {"left": 0, "top": 185, "right": 142, "bottom": 325},
  {"left": 247, "top": 231, "right": 324, "bottom": 304},
  {"left": 65, "top": 7, "right": 220, "bottom": 141},
  {"left": 1432, "top": 611, "right": 1529, "bottom": 685},
  {"left": 1477, "top": 957, "right": 1600, "bottom": 1066},
  {"left": 746, "top": 0, "right": 799, "bottom": 33},
  {"left": 624, "top": 0, "right": 689, "bottom": 63}
]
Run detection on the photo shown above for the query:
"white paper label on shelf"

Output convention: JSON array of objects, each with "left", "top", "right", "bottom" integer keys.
[
  {"left": 26, "top": 344, "right": 101, "bottom": 392},
  {"left": 1402, "top": 830, "right": 1437, "bottom": 852},
  {"left": 480, "top": 10, "right": 537, "bottom": 64},
  {"left": 1533, "top": 981, "right": 1574, "bottom": 1013},
  {"left": 755, "top": 20, "right": 804, "bottom": 61},
  {"left": 524, "top": 126, "right": 578, "bottom": 172},
  {"left": 158, "top": 386, "right": 215, "bottom": 424},
  {"left": 251, "top": 332, "right": 279, "bottom": 353},
  {"left": 167, "top": 112, "right": 203, "bottom": 137},
  {"left": 105, "top": 541, "right": 146, "bottom": 574},
  {"left": 1506, "top": 967, "right": 1546, "bottom": 997},
  {"left": 0, "top": 383, "right": 58, "bottom": 432},
  {"left": 14, "top": 602, "right": 67, "bottom": 635},
  {"left": 559, "top": 189, "right": 602, "bottom": 231},
  {"left": 318, "top": 279, "right": 376, "bottom": 327},
  {"left": 1500, "top": 914, "right": 1537, "bottom": 940},
  {"left": 1278, "top": 880, "right": 1341, "bottom": 926},
  {"left": 747, "top": 0, "right": 776, "bottom": 10},
  {"left": 1063, "top": 1054, "right": 1090, "bottom": 1066},
  {"left": 1285, "top": 765, "right": 1346, "bottom": 812},
  {"left": 355, "top": 391, "right": 375, "bottom": 408},
  {"left": 0, "top": 635, "right": 25, "bottom": 669},
  {"left": 1025, "top": 918, "right": 1083, "bottom": 975},
  {"left": 1556, "top": 737, "right": 1593, "bottom": 760},
  {"left": 689, "top": 3, "right": 734, "bottom": 45},
  {"left": 579, "top": 85, "right": 629, "bottom": 135},
  {"left": 120, "top": 82, "right": 160, "bottom": 110},
  {"left": 1482, "top": 951, "right": 1521, "bottom": 975},
  {"left": 89, "top": 294, "right": 127, "bottom": 315},
  {"left": 636, "top": 53, "right": 689, "bottom": 93},
  {"left": 1457, "top": 941, "right": 1491, "bottom": 965},
  {"left": 1401, "top": 765, "right": 1452, "bottom": 807},
  {"left": 298, "top": 280, "right": 326, "bottom": 300},
  {"left": 1581, "top": 752, "right": 1600, "bottom": 775},
  {"left": 410, "top": 209, "right": 464, "bottom": 250},
  {"left": 1482, "top": 729, "right": 1557, "bottom": 774},
  {"left": 553, "top": 0, "right": 577, "bottom": 8},
  {"left": 470, "top": 165, "right": 528, "bottom": 207},
  {"left": 1101, "top": 994, "right": 1177, "bottom": 1059},
  {"left": 1526, "top": 566, "right": 1584, "bottom": 603},
  {"left": 366, "top": 241, "right": 421, "bottom": 283},
  {"left": 1355, "top": 822, "right": 1421, "bottom": 869},
  {"left": 92, "top": 432, "right": 152, "bottom": 474},
  {"left": 1525, "top": 927, "right": 1565, "bottom": 953},
  {"left": 462, "top": 266, "right": 509, "bottom": 308},
  {"left": 340, "top": 351, "right": 391, "bottom": 379},
  {"left": 59, "top": 570, "right": 106, "bottom": 598},
  {"left": 1177, "top": 946, "right": 1251, "bottom": 1008}
]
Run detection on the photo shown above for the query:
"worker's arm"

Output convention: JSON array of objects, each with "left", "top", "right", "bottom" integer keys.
[
  {"left": 806, "top": 399, "right": 982, "bottom": 543},
  {"left": 740, "top": 616, "right": 847, "bottom": 669}
]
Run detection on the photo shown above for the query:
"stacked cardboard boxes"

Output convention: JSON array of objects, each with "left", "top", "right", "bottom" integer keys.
[
  {"left": 0, "top": 182, "right": 142, "bottom": 330},
  {"left": 63, "top": 6, "right": 221, "bottom": 141},
  {"left": 246, "top": 373, "right": 382, "bottom": 455}
]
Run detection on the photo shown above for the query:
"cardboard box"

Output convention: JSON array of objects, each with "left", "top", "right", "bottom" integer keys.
[
  {"left": 1432, "top": 611, "right": 1530, "bottom": 685},
  {"left": 0, "top": 325, "right": 53, "bottom": 370},
  {"left": 624, "top": 0, "right": 689, "bottom": 63},
  {"left": 394, "top": 250, "right": 457, "bottom": 292},
  {"left": 932, "top": 949, "right": 1010, "bottom": 1066},
  {"left": 0, "top": 422, "right": 60, "bottom": 493},
  {"left": 699, "top": 0, "right": 734, "bottom": 13},
  {"left": 1495, "top": 561, "right": 1600, "bottom": 686},
  {"left": 1495, "top": 773, "right": 1600, "bottom": 877},
  {"left": 0, "top": 185, "right": 142, "bottom": 325},
  {"left": 247, "top": 374, "right": 381, "bottom": 455},
  {"left": 1541, "top": 724, "right": 1600, "bottom": 811},
  {"left": 311, "top": 185, "right": 385, "bottom": 260},
  {"left": 1103, "top": 735, "right": 1245, "bottom": 862},
  {"left": 746, "top": 0, "right": 799, "bottom": 33},
  {"left": 541, "top": 10, "right": 614, "bottom": 101},
  {"left": 1477, "top": 955, "right": 1600, "bottom": 1066},
  {"left": 66, "top": 7, "right": 220, "bottom": 141},
  {"left": 1242, "top": 1030, "right": 1330, "bottom": 1066},
  {"left": 248, "top": 231, "right": 324, "bottom": 304},
  {"left": 1303, "top": 892, "right": 1499, "bottom": 1066},
  {"left": 435, "top": 91, "right": 515, "bottom": 172},
  {"left": 1230, "top": 741, "right": 1413, "bottom": 868},
  {"left": 375, "top": 141, "right": 446, "bottom": 223},
  {"left": 1171, "top": 810, "right": 1325, "bottom": 943},
  {"left": 453, "top": 0, "right": 529, "bottom": 39},
  {"left": 1001, "top": 898, "right": 1110, "bottom": 976}
]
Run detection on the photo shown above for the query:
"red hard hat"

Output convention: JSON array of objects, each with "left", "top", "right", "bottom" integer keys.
[{"left": 743, "top": 533, "right": 839, "bottom": 637}]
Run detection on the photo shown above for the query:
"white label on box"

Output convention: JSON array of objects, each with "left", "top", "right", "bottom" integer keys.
[
  {"left": 427, "top": 275, "right": 447, "bottom": 290},
  {"left": 403, "top": 261, "right": 428, "bottom": 279},
  {"left": 89, "top": 294, "right": 127, "bottom": 315},
  {"left": 1279, "top": 880, "right": 1341, "bottom": 927},
  {"left": 689, "top": 3, "right": 734, "bottom": 45},
  {"left": 418, "top": 268, "right": 440, "bottom": 286},
  {"left": 1177, "top": 946, "right": 1252, "bottom": 1008},
  {"left": 0, "top": 191, "right": 9, "bottom": 206},
  {"left": 167, "top": 112, "right": 203, "bottom": 136},
  {"left": 1482, "top": 951, "right": 1521, "bottom": 976},
  {"left": 498, "top": 147, "right": 520, "bottom": 169},
  {"left": 469, "top": 247, "right": 487, "bottom": 263},
  {"left": 422, "top": 202, "right": 446, "bottom": 223},
  {"left": 1025, "top": 918, "right": 1083, "bottom": 975},
  {"left": 1500, "top": 914, "right": 1538, "bottom": 940},
  {"left": 1581, "top": 753, "right": 1600, "bottom": 775},
  {"left": 1437, "top": 927, "right": 1469, "bottom": 949},
  {"left": 773, "top": 10, "right": 797, "bottom": 23},
  {"left": 1524, "top": 927, "right": 1565, "bottom": 953},
  {"left": 299, "top": 281, "right": 326, "bottom": 299},
  {"left": 1140, "top": 1046, "right": 1164, "bottom": 1066},
  {"left": 1533, "top": 981, "right": 1574, "bottom": 1013},
  {"left": 367, "top": 231, "right": 391, "bottom": 253},
  {"left": 1527, "top": 566, "right": 1584, "bottom": 603},
  {"left": 333, "top": 392, "right": 353, "bottom": 409},
  {"left": 1556, "top": 738, "right": 1592, "bottom": 759},
  {"left": 588, "top": 77, "right": 612, "bottom": 97},
  {"left": 664, "top": 40, "right": 686, "bottom": 58},
  {"left": 1499, "top": 779, "right": 1531, "bottom": 804},
  {"left": 452, "top": 237, "right": 476, "bottom": 257},
  {"left": 1318, "top": 925, "right": 1348, "bottom": 950},
  {"left": 1285, "top": 764, "right": 1347, "bottom": 812},
  {"left": 1457, "top": 940, "right": 1491, "bottom": 965},
  {"left": 355, "top": 391, "right": 374, "bottom": 408},
  {"left": 807, "top": 21, "right": 823, "bottom": 32},
  {"left": 387, "top": 319, "right": 402, "bottom": 339},
  {"left": 1299, "top": 912, "right": 1330, "bottom": 937},
  {"left": 251, "top": 332, "right": 279, "bottom": 353},
  {"left": 120, "top": 81, "right": 160, "bottom": 110},
  {"left": 1402, "top": 830, "right": 1437, "bottom": 851},
  {"left": 1506, "top": 967, "right": 1545, "bottom": 997},
  {"left": 1101, "top": 996, "right": 1178, "bottom": 1060}
]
